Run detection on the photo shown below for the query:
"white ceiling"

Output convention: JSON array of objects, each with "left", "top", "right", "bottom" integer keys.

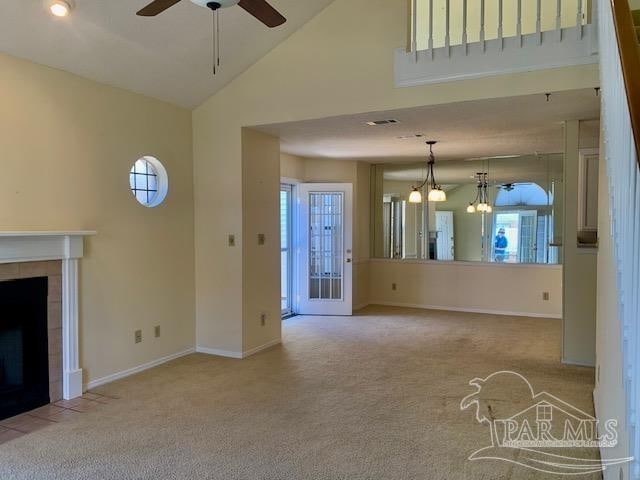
[
  {"left": 256, "top": 89, "right": 601, "bottom": 162},
  {"left": 0, "top": 0, "right": 334, "bottom": 108}
]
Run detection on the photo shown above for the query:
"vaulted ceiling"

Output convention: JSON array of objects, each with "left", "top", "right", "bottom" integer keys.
[{"left": 0, "top": 0, "right": 334, "bottom": 107}]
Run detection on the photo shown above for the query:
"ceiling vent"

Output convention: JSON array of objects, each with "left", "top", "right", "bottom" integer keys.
[
  {"left": 397, "top": 134, "right": 425, "bottom": 139},
  {"left": 366, "top": 119, "right": 400, "bottom": 126}
]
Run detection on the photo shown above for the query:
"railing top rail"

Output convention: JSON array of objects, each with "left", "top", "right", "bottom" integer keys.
[{"left": 608, "top": 1, "right": 640, "bottom": 164}]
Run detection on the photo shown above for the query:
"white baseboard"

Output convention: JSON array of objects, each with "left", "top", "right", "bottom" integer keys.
[
  {"left": 197, "top": 339, "right": 281, "bottom": 359},
  {"left": 85, "top": 347, "right": 196, "bottom": 391},
  {"left": 353, "top": 303, "right": 370, "bottom": 311},
  {"left": 373, "top": 301, "right": 562, "bottom": 319},
  {"left": 242, "top": 339, "right": 281, "bottom": 358},
  {"left": 196, "top": 346, "right": 243, "bottom": 359},
  {"left": 562, "top": 357, "right": 596, "bottom": 368}
]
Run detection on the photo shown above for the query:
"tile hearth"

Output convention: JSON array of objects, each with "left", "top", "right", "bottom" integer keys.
[{"left": 0, "top": 392, "right": 118, "bottom": 445}]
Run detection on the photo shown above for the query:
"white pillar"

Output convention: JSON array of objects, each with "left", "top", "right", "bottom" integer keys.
[{"left": 62, "top": 258, "right": 83, "bottom": 399}]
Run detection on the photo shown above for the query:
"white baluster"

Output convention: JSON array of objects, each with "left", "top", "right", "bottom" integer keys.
[
  {"left": 498, "top": 0, "right": 504, "bottom": 50},
  {"left": 536, "top": 0, "right": 542, "bottom": 45},
  {"left": 480, "top": 0, "right": 485, "bottom": 52},
  {"left": 576, "top": 0, "right": 583, "bottom": 39},
  {"left": 445, "top": 0, "right": 451, "bottom": 57},
  {"left": 517, "top": 0, "right": 522, "bottom": 47},
  {"left": 412, "top": 0, "right": 418, "bottom": 62},
  {"left": 556, "top": 0, "right": 563, "bottom": 41},
  {"left": 429, "top": 0, "right": 434, "bottom": 59},
  {"left": 462, "top": 0, "right": 468, "bottom": 55}
]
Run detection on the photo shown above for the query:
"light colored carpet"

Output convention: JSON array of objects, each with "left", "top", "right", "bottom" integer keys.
[{"left": 0, "top": 306, "right": 598, "bottom": 479}]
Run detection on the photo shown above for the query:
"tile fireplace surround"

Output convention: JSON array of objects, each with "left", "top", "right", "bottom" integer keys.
[{"left": 0, "top": 232, "right": 95, "bottom": 401}]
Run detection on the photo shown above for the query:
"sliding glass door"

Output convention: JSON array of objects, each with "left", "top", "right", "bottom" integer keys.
[{"left": 280, "top": 184, "right": 293, "bottom": 317}]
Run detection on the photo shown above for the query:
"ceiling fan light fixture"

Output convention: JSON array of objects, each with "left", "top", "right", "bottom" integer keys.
[{"left": 49, "top": 0, "right": 71, "bottom": 17}]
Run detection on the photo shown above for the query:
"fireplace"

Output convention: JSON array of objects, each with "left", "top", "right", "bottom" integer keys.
[
  {"left": 0, "top": 231, "right": 94, "bottom": 401},
  {"left": 0, "top": 277, "right": 50, "bottom": 420}
]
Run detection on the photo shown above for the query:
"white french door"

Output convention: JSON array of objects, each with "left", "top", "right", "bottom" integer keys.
[{"left": 297, "top": 183, "right": 353, "bottom": 316}]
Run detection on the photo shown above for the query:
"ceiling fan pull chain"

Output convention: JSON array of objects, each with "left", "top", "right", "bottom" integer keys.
[
  {"left": 211, "top": 10, "right": 218, "bottom": 75},
  {"left": 216, "top": 8, "right": 221, "bottom": 68}
]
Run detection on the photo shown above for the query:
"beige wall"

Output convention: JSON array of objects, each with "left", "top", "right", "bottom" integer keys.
[
  {"left": 562, "top": 121, "right": 597, "bottom": 366},
  {"left": 436, "top": 184, "right": 483, "bottom": 261},
  {"left": 594, "top": 135, "right": 630, "bottom": 480},
  {"left": 281, "top": 154, "right": 562, "bottom": 318},
  {"left": 370, "top": 260, "right": 562, "bottom": 317},
  {"left": 243, "top": 130, "right": 282, "bottom": 352},
  {"left": 0, "top": 53, "right": 195, "bottom": 384},
  {"left": 193, "top": 0, "right": 598, "bottom": 353},
  {"left": 281, "top": 152, "right": 306, "bottom": 181},
  {"left": 280, "top": 154, "right": 371, "bottom": 309}
]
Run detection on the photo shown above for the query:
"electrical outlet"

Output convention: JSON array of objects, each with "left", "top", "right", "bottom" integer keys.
[
  {"left": 135, "top": 330, "right": 142, "bottom": 344},
  {"left": 228, "top": 234, "right": 236, "bottom": 247},
  {"left": 260, "top": 313, "right": 267, "bottom": 326},
  {"left": 154, "top": 325, "right": 161, "bottom": 338},
  {"left": 258, "top": 234, "right": 265, "bottom": 245},
  {"left": 543, "top": 292, "right": 550, "bottom": 301},
  {"left": 392, "top": 283, "right": 397, "bottom": 291}
]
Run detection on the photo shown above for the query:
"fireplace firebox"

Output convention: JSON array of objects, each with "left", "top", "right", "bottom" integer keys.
[{"left": 0, "top": 277, "right": 50, "bottom": 420}]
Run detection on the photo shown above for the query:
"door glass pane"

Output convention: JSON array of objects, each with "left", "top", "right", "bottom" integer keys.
[
  {"left": 519, "top": 213, "right": 537, "bottom": 263},
  {"left": 309, "top": 192, "right": 343, "bottom": 300},
  {"left": 280, "top": 186, "right": 293, "bottom": 315}
]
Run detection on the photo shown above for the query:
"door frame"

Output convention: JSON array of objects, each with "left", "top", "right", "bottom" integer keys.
[
  {"left": 280, "top": 183, "right": 294, "bottom": 317},
  {"left": 296, "top": 183, "right": 353, "bottom": 316}
]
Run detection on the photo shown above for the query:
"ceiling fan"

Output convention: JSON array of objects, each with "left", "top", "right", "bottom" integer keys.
[
  {"left": 137, "top": 0, "right": 286, "bottom": 74},
  {"left": 500, "top": 182, "right": 533, "bottom": 192}
]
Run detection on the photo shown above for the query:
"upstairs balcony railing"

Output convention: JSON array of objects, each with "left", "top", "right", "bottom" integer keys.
[
  {"left": 396, "top": 0, "right": 599, "bottom": 87},
  {"left": 598, "top": 1, "right": 640, "bottom": 477}
]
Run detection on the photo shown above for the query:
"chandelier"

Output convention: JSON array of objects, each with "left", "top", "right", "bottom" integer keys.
[
  {"left": 409, "top": 141, "right": 446, "bottom": 203},
  {"left": 467, "top": 172, "right": 493, "bottom": 213}
]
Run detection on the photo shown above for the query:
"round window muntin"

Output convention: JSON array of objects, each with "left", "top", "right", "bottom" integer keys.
[{"left": 129, "top": 156, "right": 168, "bottom": 208}]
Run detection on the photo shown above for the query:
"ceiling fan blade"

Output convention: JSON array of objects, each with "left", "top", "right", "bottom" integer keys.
[
  {"left": 137, "top": 0, "right": 183, "bottom": 16},
  {"left": 238, "top": 0, "right": 286, "bottom": 27}
]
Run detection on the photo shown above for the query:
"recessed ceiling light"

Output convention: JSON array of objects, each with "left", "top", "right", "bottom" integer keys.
[{"left": 49, "top": 1, "right": 71, "bottom": 17}]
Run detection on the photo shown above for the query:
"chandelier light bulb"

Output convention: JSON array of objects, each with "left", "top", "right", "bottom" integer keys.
[
  {"left": 467, "top": 204, "right": 476, "bottom": 213},
  {"left": 428, "top": 188, "right": 446, "bottom": 202},
  {"left": 409, "top": 188, "right": 423, "bottom": 204}
]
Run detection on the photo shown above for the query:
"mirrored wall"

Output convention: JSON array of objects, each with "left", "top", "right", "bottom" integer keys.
[{"left": 371, "top": 155, "right": 564, "bottom": 264}]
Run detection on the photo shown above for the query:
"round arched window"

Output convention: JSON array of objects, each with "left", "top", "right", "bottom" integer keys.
[{"left": 129, "top": 156, "right": 168, "bottom": 207}]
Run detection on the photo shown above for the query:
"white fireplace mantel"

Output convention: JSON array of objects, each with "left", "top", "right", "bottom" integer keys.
[{"left": 0, "top": 231, "right": 96, "bottom": 400}]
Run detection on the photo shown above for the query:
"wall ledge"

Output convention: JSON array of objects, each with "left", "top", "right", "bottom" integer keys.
[
  {"left": 373, "top": 301, "right": 562, "bottom": 319},
  {"left": 369, "top": 258, "right": 563, "bottom": 270}
]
